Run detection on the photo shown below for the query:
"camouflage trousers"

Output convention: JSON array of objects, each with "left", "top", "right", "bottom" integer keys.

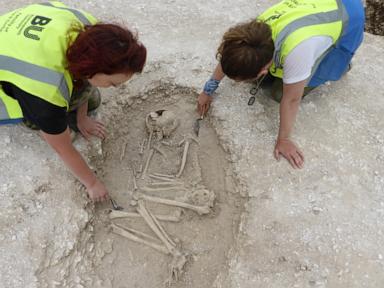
[
  {"left": 68, "top": 83, "right": 101, "bottom": 113},
  {"left": 257, "top": 64, "right": 352, "bottom": 103},
  {"left": 67, "top": 84, "right": 101, "bottom": 132},
  {"left": 24, "top": 83, "right": 101, "bottom": 130},
  {"left": 267, "top": 78, "right": 316, "bottom": 103}
]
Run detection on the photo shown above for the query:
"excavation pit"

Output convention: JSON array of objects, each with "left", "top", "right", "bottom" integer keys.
[{"left": 91, "top": 84, "right": 245, "bottom": 287}]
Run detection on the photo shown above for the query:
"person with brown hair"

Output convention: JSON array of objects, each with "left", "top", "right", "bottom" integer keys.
[
  {"left": 197, "top": 0, "right": 364, "bottom": 169},
  {"left": 0, "top": 2, "right": 146, "bottom": 201}
]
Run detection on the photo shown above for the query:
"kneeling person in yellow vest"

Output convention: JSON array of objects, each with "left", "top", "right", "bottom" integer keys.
[
  {"left": 197, "top": 0, "right": 364, "bottom": 169},
  {"left": 0, "top": 2, "right": 147, "bottom": 201}
]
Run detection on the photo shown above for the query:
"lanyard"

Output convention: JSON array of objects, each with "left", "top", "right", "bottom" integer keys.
[{"left": 248, "top": 73, "right": 267, "bottom": 106}]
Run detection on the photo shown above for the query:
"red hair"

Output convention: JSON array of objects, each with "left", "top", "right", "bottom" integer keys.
[{"left": 66, "top": 23, "right": 147, "bottom": 80}]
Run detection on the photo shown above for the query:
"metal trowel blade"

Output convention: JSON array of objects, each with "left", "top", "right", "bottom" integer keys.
[
  {"left": 193, "top": 115, "right": 204, "bottom": 137},
  {"left": 110, "top": 198, "right": 124, "bottom": 210},
  {"left": 193, "top": 119, "right": 201, "bottom": 137}
]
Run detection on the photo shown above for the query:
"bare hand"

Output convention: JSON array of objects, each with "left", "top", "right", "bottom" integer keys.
[
  {"left": 86, "top": 178, "right": 109, "bottom": 202},
  {"left": 274, "top": 138, "right": 304, "bottom": 169},
  {"left": 77, "top": 115, "right": 106, "bottom": 140},
  {"left": 197, "top": 92, "right": 212, "bottom": 116}
]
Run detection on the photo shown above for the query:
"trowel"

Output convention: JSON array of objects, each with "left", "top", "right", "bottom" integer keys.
[
  {"left": 110, "top": 197, "right": 124, "bottom": 210},
  {"left": 193, "top": 115, "right": 204, "bottom": 137}
]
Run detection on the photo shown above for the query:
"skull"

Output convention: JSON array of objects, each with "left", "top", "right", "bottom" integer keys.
[{"left": 146, "top": 109, "right": 179, "bottom": 140}]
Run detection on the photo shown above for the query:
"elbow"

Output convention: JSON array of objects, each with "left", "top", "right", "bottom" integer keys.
[
  {"left": 290, "top": 96, "right": 301, "bottom": 104},
  {"left": 282, "top": 94, "right": 301, "bottom": 105},
  {"left": 42, "top": 133, "right": 75, "bottom": 157}
]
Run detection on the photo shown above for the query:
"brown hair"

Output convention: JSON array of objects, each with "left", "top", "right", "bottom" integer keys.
[{"left": 217, "top": 20, "right": 274, "bottom": 80}]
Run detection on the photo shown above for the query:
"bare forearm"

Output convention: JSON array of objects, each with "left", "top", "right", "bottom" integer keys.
[
  {"left": 273, "top": 81, "right": 306, "bottom": 168},
  {"left": 76, "top": 100, "right": 88, "bottom": 121},
  {"left": 42, "top": 129, "right": 97, "bottom": 188},
  {"left": 278, "top": 97, "right": 300, "bottom": 139},
  {"left": 58, "top": 145, "right": 97, "bottom": 187},
  {"left": 278, "top": 81, "right": 306, "bottom": 139},
  {"left": 212, "top": 63, "right": 225, "bottom": 81}
]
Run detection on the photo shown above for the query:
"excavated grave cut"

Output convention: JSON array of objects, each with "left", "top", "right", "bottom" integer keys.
[{"left": 92, "top": 84, "right": 245, "bottom": 288}]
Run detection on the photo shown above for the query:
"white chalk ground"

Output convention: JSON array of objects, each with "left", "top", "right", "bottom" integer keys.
[{"left": 1, "top": 1, "right": 384, "bottom": 288}]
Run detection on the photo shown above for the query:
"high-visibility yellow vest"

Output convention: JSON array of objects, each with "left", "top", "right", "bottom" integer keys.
[
  {"left": 258, "top": 0, "right": 348, "bottom": 79},
  {"left": 0, "top": 1, "right": 97, "bottom": 121}
]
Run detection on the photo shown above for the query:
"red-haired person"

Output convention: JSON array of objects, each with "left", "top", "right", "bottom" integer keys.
[
  {"left": 0, "top": 2, "right": 146, "bottom": 201},
  {"left": 197, "top": 0, "right": 364, "bottom": 169}
]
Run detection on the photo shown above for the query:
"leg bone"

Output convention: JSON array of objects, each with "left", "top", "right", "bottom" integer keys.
[
  {"left": 141, "top": 186, "right": 185, "bottom": 193},
  {"left": 148, "top": 182, "right": 184, "bottom": 187},
  {"left": 109, "top": 210, "right": 181, "bottom": 222},
  {"left": 111, "top": 223, "right": 169, "bottom": 254},
  {"left": 136, "top": 200, "right": 177, "bottom": 253},
  {"left": 134, "top": 193, "right": 211, "bottom": 215}
]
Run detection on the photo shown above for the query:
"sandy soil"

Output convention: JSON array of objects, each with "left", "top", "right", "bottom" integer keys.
[
  {"left": 1, "top": 1, "right": 383, "bottom": 288},
  {"left": 89, "top": 84, "right": 244, "bottom": 287}
]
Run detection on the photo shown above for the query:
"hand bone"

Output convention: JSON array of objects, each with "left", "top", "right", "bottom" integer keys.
[{"left": 168, "top": 253, "right": 188, "bottom": 284}]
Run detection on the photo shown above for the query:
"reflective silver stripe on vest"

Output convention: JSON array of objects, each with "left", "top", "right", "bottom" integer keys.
[
  {"left": 0, "top": 97, "right": 10, "bottom": 120},
  {"left": 273, "top": 0, "right": 349, "bottom": 69},
  {"left": 39, "top": 2, "right": 92, "bottom": 26},
  {"left": 0, "top": 55, "right": 70, "bottom": 102},
  {"left": 335, "top": 0, "right": 349, "bottom": 38}
]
